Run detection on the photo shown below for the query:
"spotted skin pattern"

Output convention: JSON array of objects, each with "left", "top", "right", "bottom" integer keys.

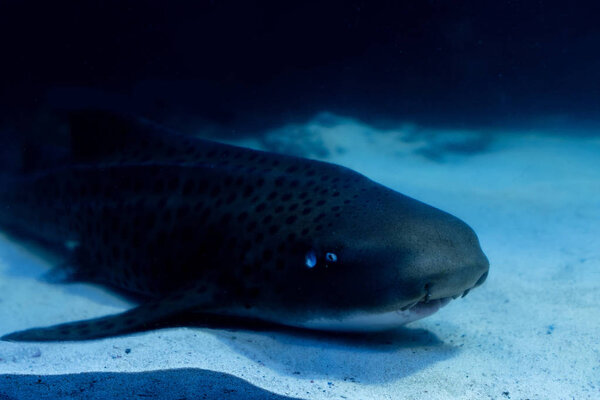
[{"left": 0, "top": 112, "right": 489, "bottom": 341}]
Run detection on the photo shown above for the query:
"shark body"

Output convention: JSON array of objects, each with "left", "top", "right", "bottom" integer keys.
[{"left": 0, "top": 112, "right": 489, "bottom": 341}]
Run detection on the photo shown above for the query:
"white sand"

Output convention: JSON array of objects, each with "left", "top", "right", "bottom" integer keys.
[{"left": 1, "top": 115, "right": 599, "bottom": 399}]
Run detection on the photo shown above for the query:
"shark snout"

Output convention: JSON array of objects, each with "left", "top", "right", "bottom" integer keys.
[{"left": 423, "top": 230, "right": 490, "bottom": 301}]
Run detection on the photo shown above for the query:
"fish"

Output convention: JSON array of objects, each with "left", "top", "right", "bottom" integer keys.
[{"left": 0, "top": 111, "right": 489, "bottom": 341}]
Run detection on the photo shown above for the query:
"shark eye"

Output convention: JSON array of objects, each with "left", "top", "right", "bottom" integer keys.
[
  {"left": 305, "top": 250, "right": 317, "bottom": 268},
  {"left": 325, "top": 252, "right": 338, "bottom": 263}
]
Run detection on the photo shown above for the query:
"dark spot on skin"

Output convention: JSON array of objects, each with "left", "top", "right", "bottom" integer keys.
[
  {"left": 302, "top": 207, "right": 312, "bottom": 215},
  {"left": 262, "top": 249, "right": 273, "bottom": 261},
  {"left": 182, "top": 179, "right": 195, "bottom": 195},
  {"left": 331, "top": 206, "right": 340, "bottom": 211},
  {"left": 196, "top": 182, "right": 208, "bottom": 195},
  {"left": 286, "top": 165, "right": 299, "bottom": 173},
  {"left": 241, "top": 264, "right": 252, "bottom": 276},
  {"left": 287, "top": 232, "right": 296, "bottom": 241},
  {"left": 220, "top": 213, "right": 232, "bottom": 224},
  {"left": 177, "top": 204, "right": 190, "bottom": 218},
  {"left": 168, "top": 177, "right": 179, "bottom": 191},
  {"left": 226, "top": 193, "right": 237, "bottom": 204},
  {"left": 276, "top": 259, "right": 285, "bottom": 270},
  {"left": 263, "top": 215, "right": 273, "bottom": 224},
  {"left": 286, "top": 215, "right": 297, "bottom": 224},
  {"left": 275, "top": 205, "right": 284, "bottom": 213},
  {"left": 268, "top": 192, "right": 277, "bottom": 200},
  {"left": 201, "top": 208, "right": 211, "bottom": 222},
  {"left": 303, "top": 199, "right": 312, "bottom": 205},
  {"left": 247, "top": 220, "right": 257, "bottom": 232},
  {"left": 227, "top": 237, "right": 237, "bottom": 249},
  {"left": 102, "top": 230, "right": 110, "bottom": 245},
  {"left": 306, "top": 170, "right": 316, "bottom": 177},
  {"left": 281, "top": 193, "right": 292, "bottom": 201},
  {"left": 262, "top": 269, "right": 272, "bottom": 281},
  {"left": 269, "top": 225, "right": 279, "bottom": 235},
  {"left": 256, "top": 203, "right": 267, "bottom": 212},
  {"left": 237, "top": 211, "right": 248, "bottom": 221},
  {"left": 166, "top": 147, "right": 177, "bottom": 157},
  {"left": 301, "top": 228, "right": 309, "bottom": 236},
  {"left": 289, "top": 203, "right": 298, "bottom": 211},
  {"left": 211, "top": 186, "right": 221, "bottom": 196},
  {"left": 333, "top": 191, "right": 340, "bottom": 197},
  {"left": 255, "top": 232, "right": 264, "bottom": 242},
  {"left": 243, "top": 185, "right": 254, "bottom": 197},
  {"left": 316, "top": 199, "right": 326, "bottom": 206},
  {"left": 315, "top": 225, "right": 323, "bottom": 231},
  {"left": 256, "top": 178, "right": 265, "bottom": 187},
  {"left": 275, "top": 177, "right": 285, "bottom": 187}
]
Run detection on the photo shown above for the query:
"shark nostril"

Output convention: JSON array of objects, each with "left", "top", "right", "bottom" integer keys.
[
  {"left": 475, "top": 271, "right": 488, "bottom": 287},
  {"left": 423, "top": 283, "right": 432, "bottom": 302}
]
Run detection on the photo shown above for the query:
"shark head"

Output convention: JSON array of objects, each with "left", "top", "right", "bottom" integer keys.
[{"left": 250, "top": 177, "right": 489, "bottom": 331}]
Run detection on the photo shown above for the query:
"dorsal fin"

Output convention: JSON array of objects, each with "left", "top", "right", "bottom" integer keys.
[{"left": 68, "top": 110, "right": 193, "bottom": 163}]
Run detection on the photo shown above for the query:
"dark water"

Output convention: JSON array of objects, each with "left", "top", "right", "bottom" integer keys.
[{"left": 1, "top": 1, "right": 599, "bottom": 137}]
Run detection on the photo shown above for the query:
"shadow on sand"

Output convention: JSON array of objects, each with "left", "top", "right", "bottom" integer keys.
[{"left": 0, "top": 368, "right": 302, "bottom": 400}]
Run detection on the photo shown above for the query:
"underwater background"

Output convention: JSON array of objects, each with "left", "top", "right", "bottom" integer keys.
[{"left": 0, "top": 1, "right": 599, "bottom": 399}]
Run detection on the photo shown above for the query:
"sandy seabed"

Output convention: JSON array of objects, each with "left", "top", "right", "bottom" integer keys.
[{"left": 0, "top": 115, "right": 598, "bottom": 399}]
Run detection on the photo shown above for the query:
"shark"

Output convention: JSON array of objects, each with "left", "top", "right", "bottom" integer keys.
[{"left": 0, "top": 111, "right": 489, "bottom": 341}]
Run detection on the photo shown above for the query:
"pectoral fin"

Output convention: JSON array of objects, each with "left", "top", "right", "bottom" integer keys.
[{"left": 1, "top": 290, "right": 203, "bottom": 342}]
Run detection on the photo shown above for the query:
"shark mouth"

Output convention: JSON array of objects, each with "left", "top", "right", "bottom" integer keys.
[{"left": 298, "top": 293, "right": 468, "bottom": 332}]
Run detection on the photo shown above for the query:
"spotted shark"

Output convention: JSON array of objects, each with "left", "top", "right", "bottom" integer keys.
[{"left": 0, "top": 111, "right": 489, "bottom": 341}]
